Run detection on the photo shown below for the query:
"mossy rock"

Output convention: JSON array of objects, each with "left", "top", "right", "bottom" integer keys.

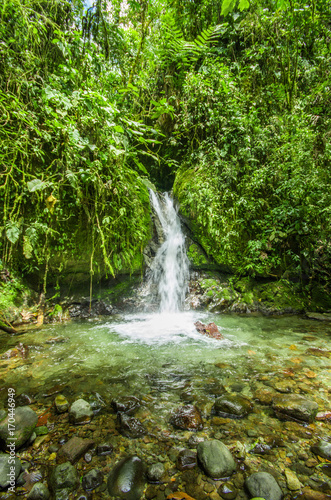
[{"left": 252, "top": 280, "right": 306, "bottom": 312}]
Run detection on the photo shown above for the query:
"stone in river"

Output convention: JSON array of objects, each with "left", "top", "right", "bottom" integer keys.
[
  {"left": 118, "top": 413, "right": 146, "bottom": 438},
  {"left": 272, "top": 394, "right": 318, "bottom": 423},
  {"left": 27, "top": 482, "right": 50, "bottom": 500},
  {"left": 0, "top": 453, "right": 22, "bottom": 489},
  {"left": 82, "top": 468, "right": 104, "bottom": 491},
  {"left": 170, "top": 405, "right": 203, "bottom": 431},
  {"left": 212, "top": 394, "right": 253, "bottom": 419},
  {"left": 197, "top": 440, "right": 236, "bottom": 479},
  {"left": 176, "top": 449, "right": 197, "bottom": 471},
  {"left": 55, "top": 395, "right": 69, "bottom": 414},
  {"left": 97, "top": 442, "right": 113, "bottom": 456},
  {"left": 146, "top": 462, "right": 165, "bottom": 483},
  {"left": 245, "top": 472, "right": 282, "bottom": 500},
  {"left": 69, "top": 399, "right": 93, "bottom": 425},
  {"left": 107, "top": 456, "right": 145, "bottom": 500},
  {"left": 50, "top": 462, "right": 79, "bottom": 498},
  {"left": 194, "top": 321, "right": 224, "bottom": 340},
  {"left": 311, "top": 440, "right": 331, "bottom": 460},
  {"left": 0, "top": 406, "right": 38, "bottom": 449},
  {"left": 56, "top": 436, "right": 94, "bottom": 464},
  {"left": 111, "top": 396, "right": 141, "bottom": 415}
]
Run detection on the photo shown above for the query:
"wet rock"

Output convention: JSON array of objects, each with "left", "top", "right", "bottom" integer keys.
[
  {"left": 55, "top": 395, "right": 69, "bottom": 413},
  {"left": 50, "top": 461, "right": 79, "bottom": 498},
  {"left": 27, "top": 482, "right": 50, "bottom": 500},
  {"left": 301, "top": 487, "right": 331, "bottom": 500},
  {"left": 245, "top": 472, "right": 282, "bottom": 500},
  {"left": 176, "top": 449, "right": 197, "bottom": 471},
  {"left": 0, "top": 453, "right": 22, "bottom": 489},
  {"left": 272, "top": 394, "right": 319, "bottom": 423},
  {"left": 16, "top": 393, "right": 35, "bottom": 406},
  {"left": 197, "top": 440, "right": 236, "bottom": 479},
  {"left": 194, "top": 321, "right": 224, "bottom": 340},
  {"left": 188, "top": 434, "right": 205, "bottom": 448},
  {"left": 285, "top": 468, "right": 301, "bottom": 490},
  {"left": 306, "top": 348, "right": 330, "bottom": 358},
  {"left": 107, "top": 456, "right": 145, "bottom": 499},
  {"left": 311, "top": 440, "right": 331, "bottom": 460},
  {"left": 212, "top": 394, "right": 253, "bottom": 419},
  {"left": 170, "top": 405, "right": 203, "bottom": 431},
  {"left": 146, "top": 462, "right": 165, "bottom": 483},
  {"left": 97, "top": 442, "right": 113, "bottom": 456},
  {"left": 82, "top": 468, "right": 104, "bottom": 491},
  {"left": 111, "top": 396, "right": 141, "bottom": 415},
  {"left": 69, "top": 399, "right": 93, "bottom": 425},
  {"left": 166, "top": 493, "right": 197, "bottom": 500},
  {"left": 0, "top": 406, "right": 38, "bottom": 449},
  {"left": 218, "top": 482, "right": 237, "bottom": 500},
  {"left": 57, "top": 436, "right": 94, "bottom": 464},
  {"left": 118, "top": 413, "right": 146, "bottom": 438},
  {"left": 254, "top": 388, "right": 274, "bottom": 405}
]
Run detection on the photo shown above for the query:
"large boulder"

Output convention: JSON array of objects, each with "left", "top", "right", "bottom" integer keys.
[
  {"left": 0, "top": 407, "right": 38, "bottom": 449},
  {"left": 272, "top": 394, "right": 318, "bottom": 423},
  {"left": 212, "top": 394, "right": 253, "bottom": 419},
  {"left": 197, "top": 440, "right": 236, "bottom": 479},
  {"left": 107, "top": 456, "right": 145, "bottom": 500},
  {"left": 245, "top": 472, "right": 282, "bottom": 500},
  {"left": 170, "top": 405, "right": 203, "bottom": 431}
]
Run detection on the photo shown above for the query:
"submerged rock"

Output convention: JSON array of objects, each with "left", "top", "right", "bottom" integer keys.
[
  {"left": 197, "top": 440, "right": 236, "bottom": 479},
  {"left": 0, "top": 406, "right": 38, "bottom": 449},
  {"left": 107, "top": 456, "right": 145, "bottom": 500},
  {"left": 146, "top": 462, "right": 165, "bottom": 483},
  {"left": 245, "top": 472, "right": 282, "bottom": 500},
  {"left": 50, "top": 462, "right": 79, "bottom": 498},
  {"left": 55, "top": 395, "right": 70, "bottom": 414},
  {"left": 57, "top": 436, "right": 94, "bottom": 464},
  {"left": 170, "top": 405, "right": 203, "bottom": 431},
  {"left": 111, "top": 396, "right": 141, "bottom": 415},
  {"left": 176, "top": 449, "right": 197, "bottom": 471},
  {"left": 0, "top": 453, "right": 22, "bottom": 489},
  {"left": 27, "top": 482, "right": 50, "bottom": 500},
  {"left": 69, "top": 399, "right": 93, "bottom": 425},
  {"left": 97, "top": 442, "right": 113, "bottom": 456},
  {"left": 311, "top": 440, "right": 331, "bottom": 460},
  {"left": 118, "top": 413, "right": 146, "bottom": 438},
  {"left": 212, "top": 394, "right": 253, "bottom": 419},
  {"left": 272, "top": 394, "right": 318, "bottom": 423},
  {"left": 82, "top": 468, "right": 104, "bottom": 491}
]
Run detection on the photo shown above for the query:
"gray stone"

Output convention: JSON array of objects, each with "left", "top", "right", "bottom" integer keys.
[
  {"left": 212, "top": 394, "right": 253, "bottom": 419},
  {"left": 0, "top": 407, "right": 38, "bottom": 449},
  {"left": 197, "top": 440, "right": 236, "bottom": 479},
  {"left": 311, "top": 440, "right": 331, "bottom": 460},
  {"left": 50, "top": 461, "right": 79, "bottom": 497},
  {"left": 0, "top": 453, "right": 22, "bottom": 489},
  {"left": 245, "top": 472, "right": 282, "bottom": 500},
  {"left": 107, "top": 456, "right": 145, "bottom": 499},
  {"left": 82, "top": 468, "right": 104, "bottom": 491},
  {"left": 27, "top": 482, "right": 50, "bottom": 500},
  {"left": 272, "top": 394, "right": 318, "bottom": 423},
  {"left": 69, "top": 399, "right": 93, "bottom": 425},
  {"left": 146, "top": 463, "right": 165, "bottom": 483}
]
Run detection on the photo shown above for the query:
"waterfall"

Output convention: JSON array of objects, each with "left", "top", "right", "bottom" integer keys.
[{"left": 148, "top": 191, "right": 190, "bottom": 312}]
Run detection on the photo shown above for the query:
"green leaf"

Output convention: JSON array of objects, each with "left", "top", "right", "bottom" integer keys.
[
  {"left": 23, "top": 236, "right": 33, "bottom": 259},
  {"left": 6, "top": 223, "right": 20, "bottom": 244},
  {"left": 114, "top": 125, "right": 124, "bottom": 133},
  {"left": 238, "top": 0, "right": 250, "bottom": 11},
  {"left": 27, "top": 179, "right": 48, "bottom": 192},
  {"left": 221, "top": 0, "right": 237, "bottom": 16}
]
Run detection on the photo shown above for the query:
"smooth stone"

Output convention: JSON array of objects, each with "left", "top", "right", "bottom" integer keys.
[
  {"left": 176, "top": 449, "right": 197, "bottom": 471},
  {"left": 57, "top": 436, "right": 95, "bottom": 464},
  {"left": 96, "top": 443, "right": 113, "bottom": 456},
  {"left": 55, "top": 395, "right": 70, "bottom": 414},
  {"left": 272, "top": 394, "right": 318, "bottom": 423},
  {"left": 118, "top": 413, "right": 146, "bottom": 438},
  {"left": 69, "top": 399, "right": 93, "bottom": 425},
  {"left": 218, "top": 482, "right": 238, "bottom": 500},
  {"left": 311, "top": 440, "right": 331, "bottom": 460},
  {"left": 0, "top": 407, "right": 38, "bottom": 449},
  {"left": 170, "top": 405, "right": 203, "bottom": 431},
  {"left": 197, "top": 440, "right": 236, "bottom": 479},
  {"left": 146, "top": 462, "right": 165, "bottom": 483},
  {"left": 245, "top": 472, "right": 282, "bottom": 500},
  {"left": 212, "top": 394, "right": 253, "bottom": 419},
  {"left": 107, "top": 456, "right": 145, "bottom": 500},
  {"left": 35, "top": 426, "right": 49, "bottom": 436},
  {"left": 50, "top": 461, "right": 79, "bottom": 495},
  {"left": 82, "top": 468, "right": 104, "bottom": 491},
  {"left": 0, "top": 453, "right": 22, "bottom": 489},
  {"left": 285, "top": 468, "right": 301, "bottom": 490},
  {"left": 27, "top": 482, "right": 50, "bottom": 500}
]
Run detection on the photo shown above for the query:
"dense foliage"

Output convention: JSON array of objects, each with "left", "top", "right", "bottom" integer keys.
[{"left": 0, "top": 0, "right": 330, "bottom": 297}]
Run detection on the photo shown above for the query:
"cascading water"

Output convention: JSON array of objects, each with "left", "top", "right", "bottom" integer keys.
[{"left": 148, "top": 190, "right": 190, "bottom": 312}]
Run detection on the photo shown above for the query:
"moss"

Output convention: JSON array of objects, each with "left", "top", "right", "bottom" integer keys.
[
  {"left": 187, "top": 244, "right": 208, "bottom": 267},
  {"left": 252, "top": 280, "right": 306, "bottom": 311},
  {"left": 242, "top": 291, "right": 254, "bottom": 305},
  {"left": 200, "top": 278, "right": 219, "bottom": 290}
]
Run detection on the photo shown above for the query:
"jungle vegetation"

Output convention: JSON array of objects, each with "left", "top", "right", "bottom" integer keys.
[{"left": 0, "top": 0, "right": 330, "bottom": 298}]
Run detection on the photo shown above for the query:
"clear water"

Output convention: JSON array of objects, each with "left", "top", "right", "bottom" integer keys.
[{"left": 147, "top": 191, "right": 189, "bottom": 312}]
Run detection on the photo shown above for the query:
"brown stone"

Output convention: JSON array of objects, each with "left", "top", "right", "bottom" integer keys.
[
  {"left": 301, "top": 487, "right": 331, "bottom": 500},
  {"left": 57, "top": 436, "right": 95, "bottom": 464},
  {"left": 170, "top": 405, "right": 203, "bottom": 431},
  {"left": 254, "top": 388, "right": 274, "bottom": 405},
  {"left": 194, "top": 321, "right": 224, "bottom": 340}
]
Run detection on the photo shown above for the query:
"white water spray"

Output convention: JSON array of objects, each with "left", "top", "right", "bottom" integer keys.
[{"left": 148, "top": 191, "right": 190, "bottom": 312}]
